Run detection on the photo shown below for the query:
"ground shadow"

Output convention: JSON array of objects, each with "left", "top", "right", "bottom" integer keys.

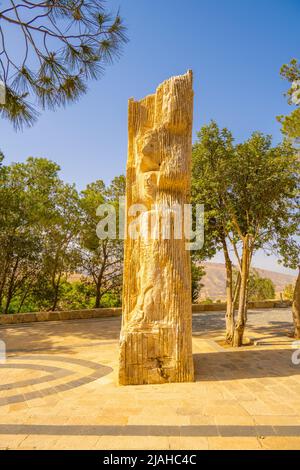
[
  {"left": 0, "top": 317, "right": 121, "bottom": 355},
  {"left": 193, "top": 349, "right": 300, "bottom": 381},
  {"left": 1, "top": 423, "right": 300, "bottom": 437},
  {"left": 0, "top": 308, "right": 294, "bottom": 356},
  {"left": 192, "top": 309, "right": 294, "bottom": 342},
  {"left": 246, "top": 321, "right": 294, "bottom": 342}
]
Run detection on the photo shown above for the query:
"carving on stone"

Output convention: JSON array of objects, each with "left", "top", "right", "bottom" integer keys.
[{"left": 119, "top": 71, "right": 194, "bottom": 385}]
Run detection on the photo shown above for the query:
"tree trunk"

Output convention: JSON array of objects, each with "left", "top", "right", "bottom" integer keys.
[
  {"left": 3, "top": 291, "right": 13, "bottom": 315},
  {"left": 0, "top": 251, "right": 12, "bottom": 311},
  {"left": 222, "top": 239, "right": 234, "bottom": 343},
  {"left": 17, "top": 285, "right": 30, "bottom": 313},
  {"left": 233, "top": 236, "right": 250, "bottom": 347},
  {"left": 51, "top": 273, "right": 62, "bottom": 311},
  {"left": 94, "top": 259, "right": 106, "bottom": 309},
  {"left": 225, "top": 279, "right": 234, "bottom": 343},
  {"left": 233, "top": 272, "right": 241, "bottom": 309},
  {"left": 3, "top": 257, "right": 19, "bottom": 314},
  {"left": 51, "top": 286, "right": 59, "bottom": 311},
  {"left": 292, "top": 267, "right": 300, "bottom": 339},
  {"left": 95, "top": 282, "right": 101, "bottom": 308}
]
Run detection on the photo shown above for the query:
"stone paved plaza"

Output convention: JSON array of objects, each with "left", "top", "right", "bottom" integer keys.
[{"left": 0, "top": 308, "right": 300, "bottom": 450}]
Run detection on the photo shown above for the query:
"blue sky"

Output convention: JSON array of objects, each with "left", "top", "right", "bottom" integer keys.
[{"left": 1, "top": 0, "right": 299, "bottom": 275}]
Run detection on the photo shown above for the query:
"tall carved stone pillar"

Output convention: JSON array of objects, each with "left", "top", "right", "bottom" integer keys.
[{"left": 119, "top": 71, "right": 194, "bottom": 385}]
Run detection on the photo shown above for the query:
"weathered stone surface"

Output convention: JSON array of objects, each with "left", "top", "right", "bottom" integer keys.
[
  {"left": 0, "top": 307, "right": 122, "bottom": 325},
  {"left": 119, "top": 71, "right": 195, "bottom": 385}
]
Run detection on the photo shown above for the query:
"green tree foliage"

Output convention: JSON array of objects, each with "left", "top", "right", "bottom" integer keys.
[
  {"left": 278, "top": 58, "right": 300, "bottom": 143},
  {"left": 200, "top": 298, "right": 213, "bottom": 305},
  {"left": 79, "top": 176, "right": 125, "bottom": 308},
  {"left": 275, "top": 58, "right": 300, "bottom": 338},
  {"left": 0, "top": 156, "right": 67, "bottom": 313},
  {"left": 39, "top": 182, "right": 82, "bottom": 311},
  {"left": 0, "top": 1, "right": 127, "bottom": 129},
  {"left": 192, "top": 122, "right": 300, "bottom": 346},
  {"left": 192, "top": 122, "right": 238, "bottom": 342},
  {"left": 247, "top": 270, "right": 275, "bottom": 301},
  {"left": 275, "top": 234, "right": 300, "bottom": 338},
  {"left": 57, "top": 281, "right": 98, "bottom": 310},
  {"left": 283, "top": 283, "right": 295, "bottom": 301},
  {"left": 191, "top": 257, "right": 205, "bottom": 303},
  {"left": 0, "top": 154, "right": 125, "bottom": 313}
]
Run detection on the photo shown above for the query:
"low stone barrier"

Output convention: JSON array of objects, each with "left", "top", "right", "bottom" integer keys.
[
  {"left": 192, "top": 300, "right": 292, "bottom": 312},
  {"left": 192, "top": 303, "right": 226, "bottom": 312},
  {"left": 248, "top": 300, "right": 291, "bottom": 309},
  {"left": 0, "top": 307, "right": 122, "bottom": 325},
  {"left": 0, "top": 300, "right": 291, "bottom": 326}
]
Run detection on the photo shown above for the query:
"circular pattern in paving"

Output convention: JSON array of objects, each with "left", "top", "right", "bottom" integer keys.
[{"left": 0, "top": 354, "right": 112, "bottom": 406}]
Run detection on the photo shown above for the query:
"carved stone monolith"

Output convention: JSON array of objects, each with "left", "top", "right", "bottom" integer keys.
[{"left": 119, "top": 71, "right": 194, "bottom": 385}]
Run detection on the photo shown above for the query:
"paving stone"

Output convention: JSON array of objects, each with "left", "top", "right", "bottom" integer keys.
[
  {"left": 0, "top": 308, "right": 299, "bottom": 449},
  {"left": 208, "top": 436, "right": 262, "bottom": 450}
]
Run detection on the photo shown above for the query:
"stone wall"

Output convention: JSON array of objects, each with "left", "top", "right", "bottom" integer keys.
[
  {"left": 192, "top": 300, "right": 291, "bottom": 312},
  {"left": 0, "top": 307, "right": 122, "bottom": 325},
  {"left": 0, "top": 300, "right": 291, "bottom": 326}
]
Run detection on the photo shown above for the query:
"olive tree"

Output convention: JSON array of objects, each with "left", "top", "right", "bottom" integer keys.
[{"left": 192, "top": 122, "right": 299, "bottom": 346}]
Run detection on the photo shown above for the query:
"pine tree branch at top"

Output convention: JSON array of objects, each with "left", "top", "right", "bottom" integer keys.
[{"left": 0, "top": 0, "right": 128, "bottom": 129}]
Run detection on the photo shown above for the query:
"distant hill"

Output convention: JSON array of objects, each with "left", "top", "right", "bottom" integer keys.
[{"left": 198, "top": 262, "right": 296, "bottom": 301}]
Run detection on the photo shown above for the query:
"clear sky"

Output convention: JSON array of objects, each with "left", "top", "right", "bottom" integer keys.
[{"left": 1, "top": 0, "right": 299, "bottom": 275}]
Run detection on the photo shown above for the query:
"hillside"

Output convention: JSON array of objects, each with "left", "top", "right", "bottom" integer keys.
[{"left": 198, "top": 262, "right": 297, "bottom": 301}]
